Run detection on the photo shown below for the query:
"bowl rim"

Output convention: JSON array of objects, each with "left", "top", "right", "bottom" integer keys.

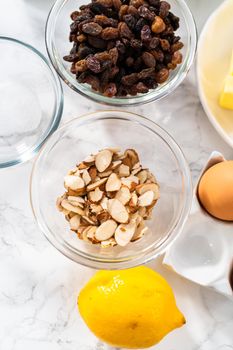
[
  {"left": 0, "top": 36, "right": 64, "bottom": 168},
  {"left": 30, "top": 110, "right": 193, "bottom": 269},
  {"left": 45, "top": 0, "right": 197, "bottom": 106},
  {"left": 196, "top": 0, "right": 233, "bottom": 149}
]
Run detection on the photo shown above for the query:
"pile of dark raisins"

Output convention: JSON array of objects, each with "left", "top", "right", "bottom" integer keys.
[{"left": 64, "top": 0, "right": 184, "bottom": 97}]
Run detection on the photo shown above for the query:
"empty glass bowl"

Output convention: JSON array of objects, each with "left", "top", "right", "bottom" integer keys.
[
  {"left": 46, "top": 0, "right": 197, "bottom": 106},
  {"left": 0, "top": 37, "right": 63, "bottom": 168},
  {"left": 30, "top": 110, "right": 192, "bottom": 269}
]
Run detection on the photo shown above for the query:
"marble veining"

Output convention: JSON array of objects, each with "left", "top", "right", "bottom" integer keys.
[{"left": 0, "top": 0, "right": 233, "bottom": 349}]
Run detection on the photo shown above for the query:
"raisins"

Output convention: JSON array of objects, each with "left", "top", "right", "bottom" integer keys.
[
  {"left": 130, "top": 39, "right": 142, "bottom": 50},
  {"left": 124, "top": 14, "right": 137, "bottom": 29},
  {"left": 142, "top": 51, "right": 156, "bottom": 67},
  {"left": 138, "top": 6, "right": 155, "bottom": 21},
  {"left": 118, "top": 22, "right": 133, "bottom": 39},
  {"left": 155, "top": 67, "right": 169, "bottom": 83},
  {"left": 101, "top": 27, "right": 119, "bottom": 39},
  {"left": 138, "top": 67, "right": 155, "bottom": 79},
  {"left": 77, "top": 44, "right": 95, "bottom": 59},
  {"left": 126, "top": 56, "right": 134, "bottom": 67},
  {"left": 141, "top": 25, "right": 151, "bottom": 42},
  {"left": 109, "top": 47, "right": 119, "bottom": 64},
  {"left": 116, "top": 40, "right": 126, "bottom": 54},
  {"left": 160, "top": 38, "right": 170, "bottom": 50},
  {"left": 82, "top": 22, "right": 103, "bottom": 35},
  {"left": 135, "top": 81, "right": 149, "bottom": 93},
  {"left": 87, "top": 36, "right": 107, "bottom": 49},
  {"left": 103, "top": 82, "right": 117, "bottom": 96},
  {"left": 121, "top": 72, "right": 138, "bottom": 85},
  {"left": 135, "top": 18, "right": 147, "bottom": 34},
  {"left": 148, "top": 37, "right": 159, "bottom": 49},
  {"left": 159, "top": 1, "right": 170, "bottom": 18},
  {"left": 65, "top": 0, "right": 184, "bottom": 97},
  {"left": 86, "top": 55, "right": 101, "bottom": 73}
]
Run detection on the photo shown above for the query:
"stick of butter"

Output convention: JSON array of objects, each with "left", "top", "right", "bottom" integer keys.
[
  {"left": 219, "top": 50, "right": 233, "bottom": 110},
  {"left": 219, "top": 75, "right": 233, "bottom": 110},
  {"left": 230, "top": 49, "right": 233, "bottom": 75}
]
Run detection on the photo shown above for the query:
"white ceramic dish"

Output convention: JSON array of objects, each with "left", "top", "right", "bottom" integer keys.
[
  {"left": 197, "top": 0, "right": 233, "bottom": 148},
  {"left": 163, "top": 151, "right": 233, "bottom": 297}
]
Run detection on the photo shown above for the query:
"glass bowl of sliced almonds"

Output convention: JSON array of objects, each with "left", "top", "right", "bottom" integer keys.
[{"left": 30, "top": 110, "right": 192, "bottom": 269}]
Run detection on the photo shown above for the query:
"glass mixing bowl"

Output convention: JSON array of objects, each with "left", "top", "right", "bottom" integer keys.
[
  {"left": 0, "top": 37, "right": 63, "bottom": 168},
  {"left": 46, "top": 0, "right": 197, "bottom": 106},
  {"left": 30, "top": 111, "right": 192, "bottom": 269}
]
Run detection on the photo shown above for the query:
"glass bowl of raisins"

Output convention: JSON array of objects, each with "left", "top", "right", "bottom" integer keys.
[{"left": 46, "top": 0, "right": 197, "bottom": 105}]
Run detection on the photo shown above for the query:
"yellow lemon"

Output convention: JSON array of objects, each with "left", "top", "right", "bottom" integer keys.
[{"left": 78, "top": 266, "right": 185, "bottom": 348}]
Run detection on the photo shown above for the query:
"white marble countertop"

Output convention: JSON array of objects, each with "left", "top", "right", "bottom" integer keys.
[{"left": 0, "top": 0, "right": 233, "bottom": 349}]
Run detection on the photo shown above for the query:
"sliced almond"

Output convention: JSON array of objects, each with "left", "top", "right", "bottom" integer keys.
[
  {"left": 67, "top": 195, "right": 85, "bottom": 204},
  {"left": 62, "top": 208, "right": 70, "bottom": 216},
  {"left": 56, "top": 197, "right": 64, "bottom": 212},
  {"left": 118, "top": 164, "right": 130, "bottom": 177},
  {"left": 95, "top": 149, "right": 113, "bottom": 172},
  {"left": 69, "top": 215, "right": 81, "bottom": 231},
  {"left": 61, "top": 199, "right": 85, "bottom": 215},
  {"left": 67, "top": 200, "right": 84, "bottom": 209},
  {"left": 64, "top": 175, "right": 85, "bottom": 191},
  {"left": 122, "top": 149, "right": 139, "bottom": 169},
  {"left": 88, "top": 166, "right": 97, "bottom": 181},
  {"left": 100, "top": 196, "right": 109, "bottom": 210},
  {"left": 90, "top": 203, "right": 102, "bottom": 214},
  {"left": 67, "top": 188, "right": 86, "bottom": 196},
  {"left": 138, "top": 190, "right": 154, "bottom": 207},
  {"left": 109, "top": 160, "right": 122, "bottom": 170},
  {"left": 88, "top": 187, "right": 103, "bottom": 203},
  {"left": 78, "top": 162, "right": 89, "bottom": 170},
  {"left": 115, "top": 186, "right": 131, "bottom": 205},
  {"left": 97, "top": 210, "right": 111, "bottom": 223},
  {"left": 106, "top": 173, "right": 121, "bottom": 192},
  {"left": 137, "top": 170, "right": 148, "bottom": 184},
  {"left": 138, "top": 206, "right": 147, "bottom": 217},
  {"left": 129, "top": 192, "right": 138, "bottom": 207},
  {"left": 115, "top": 221, "right": 136, "bottom": 246},
  {"left": 81, "top": 215, "right": 97, "bottom": 225},
  {"left": 131, "top": 221, "right": 148, "bottom": 241},
  {"left": 131, "top": 165, "right": 142, "bottom": 175},
  {"left": 130, "top": 212, "right": 142, "bottom": 225},
  {"left": 106, "top": 191, "right": 116, "bottom": 199},
  {"left": 87, "top": 178, "right": 107, "bottom": 192},
  {"left": 98, "top": 170, "right": 112, "bottom": 178},
  {"left": 108, "top": 199, "right": 129, "bottom": 223},
  {"left": 136, "top": 183, "right": 159, "bottom": 199},
  {"left": 113, "top": 153, "right": 125, "bottom": 161},
  {"left": 82, "top": 226, "right": 97, "bottom": 242},
  {"left": 121, "top": 176, "right": 139, "bottom": 191},
  {"left": 67, "top": 212, "right": 76, "bottom": 220},
  {"left": 68, "top": 168, "right": 80, "bottom": 176},
  {"left": 127, "top": 205, "right": 138, "bottom": 214},
  {"left": 77, "top": 225, "right": 89, "bottom": 239},
  {"left": 147, "top": 171, "right": 157, "bottom": 183},
  {"left": 73, "top": 169, "right": 81, "bottom": 176},
  {"left": 83, "top": 155, "right": 95, "bottom": 164},
  {"left": 132, "top": 162, "right": 140, "bottom": 170},
  {"left": 95, "top": 220, "right": 117, "bottom": 241},
  {"left": 101, "top": 237, "right": 117, "bottom": 248},
  {"left": 82, "top": 169, "right": 92, "bottom": 185}
]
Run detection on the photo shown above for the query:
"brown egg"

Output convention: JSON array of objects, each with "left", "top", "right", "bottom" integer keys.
[{"left": 198, "top": 160, "right": 233, "bottom": 221}]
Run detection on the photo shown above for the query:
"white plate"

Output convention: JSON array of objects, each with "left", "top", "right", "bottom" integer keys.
[{"left": 197, "top": 0, "right": 233, "bottom": 148}]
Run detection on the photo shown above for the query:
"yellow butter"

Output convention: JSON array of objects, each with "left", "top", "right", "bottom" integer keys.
[
  {"left": 219, "top": 75, "right": 233, "bottom": 110},
  {"left": 230, "top": 49, "right": 233, "bottom": 75}
]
